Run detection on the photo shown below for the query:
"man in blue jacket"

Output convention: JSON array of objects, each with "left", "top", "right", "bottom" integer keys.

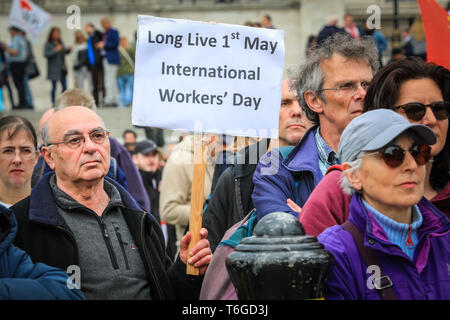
[
  {"left": 0, "top": 204, "right": 84, "bottom": 300},
  {"left": 252, "top": 32, "right": 378, "bottom": 220},
  {"left": 96, "top": 17, "right": 120, "bottom": 107}
]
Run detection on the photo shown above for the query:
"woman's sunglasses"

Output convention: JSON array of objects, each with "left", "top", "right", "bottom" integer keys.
[
  {"left": 363, "top": 144, "right": 431, "bottom": 168},
  {"left": 392, "top": 101, "right": 449, "bottom": 122}
]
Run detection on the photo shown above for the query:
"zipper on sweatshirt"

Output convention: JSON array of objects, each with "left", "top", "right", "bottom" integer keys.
[
  {"left": 113, "top": 222, "right": 130, "bottom": 270},
  {"left": 98, "top": 217, "right": 119, "bottom": 270}
]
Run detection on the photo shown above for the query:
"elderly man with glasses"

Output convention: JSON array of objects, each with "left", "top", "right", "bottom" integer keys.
[
  {"left": 252, "top": 32, "right": 379, "bottom": 220},
  {"left": 10, "top": 106, "right": 212, "bottom": 300}
]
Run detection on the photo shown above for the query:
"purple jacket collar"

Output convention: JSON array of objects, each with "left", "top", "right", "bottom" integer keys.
[
  {"left": 282, "top": 126, "right": 323, "bottom": 185},
  {"left": 29, "top": 172, "right": 143, "bottom": 226},
  {"left": 348, "top": 193, "right": 449, "bottom": 273}
]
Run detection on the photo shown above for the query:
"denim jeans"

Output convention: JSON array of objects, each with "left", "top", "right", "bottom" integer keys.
[
  {"left": 51, "top": 76, "right": 67, "bottom": 105},
  {"left": 117, "top": 74, "right": 134, "bottom": 107}
]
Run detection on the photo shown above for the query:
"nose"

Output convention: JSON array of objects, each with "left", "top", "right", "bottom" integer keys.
[
  {"left": 420, "top": 106, "right": 438, "bottom": 128},
  {"left": 401, "top": 150, "right": 419, "bottom": 172},
  {"left": 353, "top": 83, "right": 367, "bottom": 101},
  {"left": 82, "top": 135, "right": 98, "bottom": 153},
  {"left": 12, "top": 150, "right": 23, "bottom": 164},
  {"left": 291, "top": 100, "right": 302, "bottom": 118}
]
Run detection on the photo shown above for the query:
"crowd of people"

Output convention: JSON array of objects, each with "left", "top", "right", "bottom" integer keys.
[
  {"left": 0, "top": 17, "right": 136, "bottom": 111},
  {"left": 0, "top": 11, "right": 448, "bottom": 301}
]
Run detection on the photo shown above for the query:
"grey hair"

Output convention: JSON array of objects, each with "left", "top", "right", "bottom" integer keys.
[
  {"left": 41, "top": 122, "right": 50, "bottom": 146},
  {"left": 54, "top": 88, "right": 97, "bottom": 111},
  {"left": 339, "top": 151, "right": 370, "bottom": 195},
  {"left": 291, "top": 32, "right": 380, "bottom": 125}
]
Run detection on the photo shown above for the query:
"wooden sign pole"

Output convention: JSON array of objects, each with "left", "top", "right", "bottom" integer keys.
[{"left": 186, "top": 133, "right": 208, "bottom": 275}]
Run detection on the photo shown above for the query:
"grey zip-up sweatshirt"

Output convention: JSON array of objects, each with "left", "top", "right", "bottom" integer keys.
[{"left": 49, "top": 175, "right": 151, "bottom": 300}]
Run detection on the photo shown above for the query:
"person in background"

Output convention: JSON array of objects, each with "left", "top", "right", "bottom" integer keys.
[
  {"left": 132, "top": 139, "right": 177, "bottom": 260},
  {"left": 0, "top": 44, "right": 5, "bottom": 111},
  {"left": 123, "top": 129, "right": 137, "bottom": 154},
  {"left": 73, "top": 30, "right": 92, "bottom": 92},
  {"left": 97, "top": 17, "right": 120, "bottom": 107},
  {"left": 160, "top": 134, "right": 216, "bottom": 251},
  {"left": 85, "top": 23, "right": 104, "bottom": 107},
  {"left": 317, "top": 14, "right": 346, "bottom": 45},
  {"left": 343, "top": 13, "right": 365, "bottom": 40},
  {"left": 2, "top": 26, "right": 27, "bottom": 109},
  {"left": 44, "top": 27, "right": 72, "bottom": 106},
  {"left": 20, "top": 29, "right": 35, "bottom": 110},
  {"left": 261, "top": 14, "right": 275, "bottom": 29},
  {"left": 202, "top": 78, "right": 314, "bottom": 254},
  {"left": 363, "top": 22, "right": 387, "bottom": 67},
  {"left": 305, "top": 35, "right": 318, "bottom": 58},
  {"left": 319, "top": 109, "right": 449, "bottom": 300},
  {"left": 0, "top": 116, "right": 38, "bottom": 208},
  {"left": 0, "top": 37, "right": 15, "bottom": 110},
  {"left": 117, "top": 37, "right": 135, "bottom": 108},
  {"left": 408, "top": 16, "right": 427, "bottom": 61}
]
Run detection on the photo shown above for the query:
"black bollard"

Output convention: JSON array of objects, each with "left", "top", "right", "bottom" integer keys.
[{"left": 225, "top": 211, "right": 333, "bottom": 300}]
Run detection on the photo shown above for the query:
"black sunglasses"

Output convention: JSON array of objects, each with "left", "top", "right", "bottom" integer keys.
[
  {"left": 364, "top": 144, "right": 431, "bottom": 168},
  {"left": 392, "top": 101, "right": 449, "bottom": 122}
]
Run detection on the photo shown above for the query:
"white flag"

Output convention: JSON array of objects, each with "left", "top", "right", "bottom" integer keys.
[{"left": 9, "top": 0, "right": 52, "bottom": 43}]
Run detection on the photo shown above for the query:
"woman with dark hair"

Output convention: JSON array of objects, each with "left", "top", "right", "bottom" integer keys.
[
  {"left": 363, "top": 57, "right": 449, "bottom": 207},
  {"left": 0, "top": 116, "right": 38, "bottom": 207},
  {"left": 298, "top": 57, "right": 449, "bottom": 237},
  {"left": 44, "top": 27, "right": 72, "bottom": 105}
]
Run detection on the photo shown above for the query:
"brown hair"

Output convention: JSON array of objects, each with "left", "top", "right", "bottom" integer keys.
[
  {"left": 0, "top": 116, "right": 38, "bottom": 150},
  {"left": 363, "top": 57, "right": 450, "bottom": 190}
]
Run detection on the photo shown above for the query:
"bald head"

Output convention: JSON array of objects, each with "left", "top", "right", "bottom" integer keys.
[
  {"left": 43, "top": 106, "right": 106, "bottom": 146},
  {"left": 101, "top": 17, "right": 111, "bottom": 30},
  {"left": 41, "top": 106, "right": 111, "bottom": 188}
]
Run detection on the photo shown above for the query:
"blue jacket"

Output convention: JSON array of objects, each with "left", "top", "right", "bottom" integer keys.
[
  {"left": 0, "top": 204, "right": 84, "bottom": 300},
  {"left": 252, "top": 126, "right": 323, "bottom": 220},
  {"left": 103, "top": 28, "right": 121, "bottom": 65},
  {"left": 318, "top": 194, "right": 450, "bottom": 300}
]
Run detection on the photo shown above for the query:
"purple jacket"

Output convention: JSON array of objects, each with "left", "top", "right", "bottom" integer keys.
[
  {"left": 252, "top": 126, "right": 323, "bottom": 220},
  {"left": 318, "top": 194, "right": 450, "bottom": 300},
  {"left": 109, "top": 137, "right": 150, "bottom": 212}
]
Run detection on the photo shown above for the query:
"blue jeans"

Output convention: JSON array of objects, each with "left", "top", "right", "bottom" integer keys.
[
  {"left": 117, "top": 74, "right": 134, "bottom": 107},
  {"left": 24, "top": 75, "right": 34, "bottom": 109},
  {"left": 51, "top": 77, "right": 67, "bottom": 105}
]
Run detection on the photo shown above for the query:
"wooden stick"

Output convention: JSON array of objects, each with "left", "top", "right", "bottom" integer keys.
[{"left": 186, "top": 133, "right": 207, "bottom": 275}]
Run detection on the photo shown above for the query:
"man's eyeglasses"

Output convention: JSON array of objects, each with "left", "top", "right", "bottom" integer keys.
[
  {"left": 362, "top": 144, "right": 431, "bottom": 168},
  {"left": 317, "top": 81, "right": 371, "bottom": 96},
  {"left": 392, "top": 101, "right": 449, "bottom": 122},
  {"left": 47, "top": 129, "right": 110, "bottom": 149},
  {"left": 0, "top": 147, "right": 37, "bottom": 161}
]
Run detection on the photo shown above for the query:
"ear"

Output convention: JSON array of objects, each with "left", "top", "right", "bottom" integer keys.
[
  {"left": 41, "top": 146, "right": 56, "bottom": 171},
  {"left": 343, "top": 162, "right": 363, "bottom": 191},
  {"left": 303, "top": 90, "right": 324, "bottom": 115}
]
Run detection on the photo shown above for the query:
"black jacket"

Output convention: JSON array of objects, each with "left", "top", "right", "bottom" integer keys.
[
  {"left": 11, "top": 173, "right": 202, "bottom": 300},
  {"left": 202, "top": 139, "right": 269, "bottom": 252}
]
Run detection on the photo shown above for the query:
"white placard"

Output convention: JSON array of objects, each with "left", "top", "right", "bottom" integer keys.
[
  {"left": 132, "top": 15, "right": 285, "bottom": 139},
  {"left": 9, "top": 0, "right": 52, "bottom": 43}
]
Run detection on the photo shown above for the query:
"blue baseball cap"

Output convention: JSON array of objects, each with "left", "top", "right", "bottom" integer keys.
[{"left": 338, "top": 109, "right": 436, "bottom": 163}]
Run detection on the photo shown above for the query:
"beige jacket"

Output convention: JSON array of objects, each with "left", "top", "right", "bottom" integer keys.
[{"left": 159, "top": 135, "right": 215, "bottom": 248}]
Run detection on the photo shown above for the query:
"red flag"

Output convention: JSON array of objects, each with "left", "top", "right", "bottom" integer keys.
[{"left": 417, "top": 0, "right": 450, "bottom": 69}]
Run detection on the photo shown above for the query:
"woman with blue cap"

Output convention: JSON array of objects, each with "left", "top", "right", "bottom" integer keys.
[{"left": 318, "top": 109, "right": 449, "bottom": 299}]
